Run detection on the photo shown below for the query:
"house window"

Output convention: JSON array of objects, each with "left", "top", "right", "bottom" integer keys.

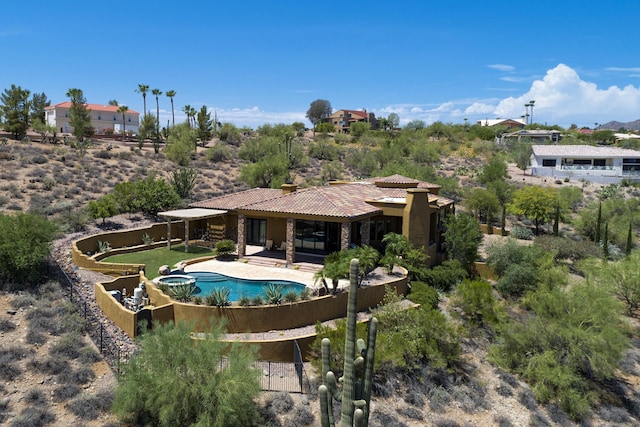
[
  {"left": 246, "top": 218, "right": 266, "bottom": 245},
  {"left": 98, "top": 115, "right": 101, "bottom": 120},
  {"left": 573, "top": 159, "right": 591, "bottom": 165},
  {"left": 593, "top": 159, "right": 606, "bottom": 167},
  {"left": 113, "top": 116, "right": 117, "bottom": 121},
  {"left": 542, "top": 159, "right": 556, "bottom": 167},
  {"left": 295, "top": 220, "right": 340, "bottom": 254}
]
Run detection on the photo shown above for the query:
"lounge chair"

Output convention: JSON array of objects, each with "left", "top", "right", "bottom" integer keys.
[
  {"left": 276, "top": 241, "right": 286, "bottom": 251},
  {"left": 264, "top": 239, "right": 273, "bottom": 250}
]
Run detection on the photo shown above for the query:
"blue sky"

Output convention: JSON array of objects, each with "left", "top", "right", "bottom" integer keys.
[{"left": 3, "top": 1, "right": 640, "bottom": 129}]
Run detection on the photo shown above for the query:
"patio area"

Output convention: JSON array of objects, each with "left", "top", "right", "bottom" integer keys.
[{"left": 183, "top": 245, "right": 338, "bottom": 290}]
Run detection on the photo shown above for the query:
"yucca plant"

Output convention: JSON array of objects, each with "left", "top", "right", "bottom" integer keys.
[
  {"left": 264, "top": 284, "right": 285, "bottom": 305},
  {"left": 251, "top": 295, "right": 264, "bottom": 306},
  {"left": 238, "top": 295, "right": 252, "bottom": 306}
]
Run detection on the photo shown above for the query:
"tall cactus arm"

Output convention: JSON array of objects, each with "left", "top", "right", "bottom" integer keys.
[
  {"left": 319, "top": 385, "right": 334, "bottom": 427},
  {"left": 339, "top": 258, "right": 360, "bottom": 427},
  {"left": 361, "top": 317, "right": 378, "bottom": 423}
]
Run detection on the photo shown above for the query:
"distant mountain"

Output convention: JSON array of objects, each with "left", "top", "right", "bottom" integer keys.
[{"left": 599, "top": 119, "right": 640, "bottom": 131}]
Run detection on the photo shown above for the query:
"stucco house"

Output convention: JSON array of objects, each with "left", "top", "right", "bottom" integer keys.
[
  {"left": 531, "top": 144, "right": 640, "bottom": 183},
  {"left": 324, "top": 109, "right": 378, "bottom": 133},
  {"left": 501, "top": 129, "right": 562, "bottom": 144},
  {"left": 187, "top": 174, "right": 454, "bottom": 266},
  {"left": 477, "top": 118, "right": 526, "bottom": 129},
  {"left": 45, "top": 102, "right": 140, "bottom": 135}
]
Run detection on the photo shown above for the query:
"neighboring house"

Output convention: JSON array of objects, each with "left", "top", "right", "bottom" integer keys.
[
  {"left": 189, "top": 174, "right": 454, "bottom": 266},
  {"left": 324, "top": 109, "right": 378, "bottom": 133},
  {"left": 531, "top": 144, "right": 640, "bottom": 183},
  {"left": 501, "top": 129, "right": 562, "bottom": 144},
  {"left": 45, "top": 102, "right": 140, "bottom": 135},
  {"left": 477, "top": 118, "right": 526, "bottom": 129}
]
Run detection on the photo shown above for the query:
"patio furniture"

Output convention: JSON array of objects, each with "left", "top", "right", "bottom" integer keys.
[{"left": 264, "top": 240, "right": 273, "bottom": 250}]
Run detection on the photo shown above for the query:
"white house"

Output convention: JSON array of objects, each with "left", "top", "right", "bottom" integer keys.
[
  {"left": 531, "top": 145, "right": 640, "bottom": 183},
  {"left": 45, "top": 102, "right": 140, "bottom": 135}
]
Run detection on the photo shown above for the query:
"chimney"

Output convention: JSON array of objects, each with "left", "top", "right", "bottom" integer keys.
[{"left": 281, "top": 183, "right": 297, "bottom": 194}]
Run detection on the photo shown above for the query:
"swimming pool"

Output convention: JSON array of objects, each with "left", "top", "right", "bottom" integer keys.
[{"left": 172, "top": 271, "right": 307, "bottom": 301}]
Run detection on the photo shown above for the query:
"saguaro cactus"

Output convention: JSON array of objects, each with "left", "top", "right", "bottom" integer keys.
[{"left": 319, "top": 258, "right": 378, "bottom": 427}]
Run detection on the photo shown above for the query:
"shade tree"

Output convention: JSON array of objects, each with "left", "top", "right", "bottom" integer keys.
[
  {"left": 508, "top": 185, "right": 559, "bottom": 235},
  {"left": 305, "top": 99, "right": 332, "bottom": 134}
]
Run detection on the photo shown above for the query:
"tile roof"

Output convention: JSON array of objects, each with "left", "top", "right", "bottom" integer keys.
[
  {"left": 190, "top": 175, "right": 453, "bottom": 219},
  {"left": 47, "top": 102, "right": 140, "bottom": 115},
  {"left": 241, "top": 185, "right": 385, "bottom": 218},
  {"left": 191, "top": 188, "right": 283, "bottom": 210},
  {"left": 532, "top": 144, "right": 640, "bottom": 158}
]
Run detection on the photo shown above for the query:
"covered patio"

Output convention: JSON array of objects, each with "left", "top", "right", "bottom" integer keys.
[{"left": 158, "top": 208, "right": 227, "bottom": 252}]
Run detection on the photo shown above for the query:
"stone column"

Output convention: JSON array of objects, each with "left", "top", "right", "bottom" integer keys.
[
  {"left": 286, "top": 218, "right": 295, "bottom": 264},
  {"left": 237, "top": 214, "right": 246, "bottom": 257},
  {"left": 361, "top": 218, "right": 371, "bottom": 246},
  {"left": 340, "top": 222, "right": 351, "bottom": 250}
]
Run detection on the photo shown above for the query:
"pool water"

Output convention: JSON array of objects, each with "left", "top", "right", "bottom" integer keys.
[{"left": 183, "top": 271, "right": 307, "bottom": 301}]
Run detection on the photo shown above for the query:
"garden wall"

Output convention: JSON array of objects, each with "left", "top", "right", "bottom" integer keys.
[{"left": 72, "top": 222, "right": 183, "bottom": 276}]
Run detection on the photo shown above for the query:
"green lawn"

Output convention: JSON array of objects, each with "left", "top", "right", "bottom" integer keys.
[{"left": 102, "top": 244, "right": 214, "bottom": 278}]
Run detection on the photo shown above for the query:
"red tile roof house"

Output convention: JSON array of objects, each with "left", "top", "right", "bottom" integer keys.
[
  {"left": 323, "top": 109, "right": 379, "bottom": 133},
  {"left": 190, "top": 174, "right": 455, "bottom": 267},
  {"left": 44, "top": 102, "right": 140, "bottom": 135}
]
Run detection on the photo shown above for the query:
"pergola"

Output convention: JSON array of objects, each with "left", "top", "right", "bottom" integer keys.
[{"left": 158, "top": 208, "right": 227, "bottom": 252}]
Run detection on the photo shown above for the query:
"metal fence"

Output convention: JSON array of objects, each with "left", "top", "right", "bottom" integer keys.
[{"left": 48, "top": 258, "right": 310, "bottom": 393}]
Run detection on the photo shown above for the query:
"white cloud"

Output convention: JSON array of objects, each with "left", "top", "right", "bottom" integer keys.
[
  {"left": 494, "top": 63, "right": 640, "bottom": 126},
  {"left": 606, "top": 67, "right": 640, "bottom": 72},
  {"left": 162, "top": 64, "right": 640, "bottom": 129},
  {"left": 489, "top": 64, "right": 515, "bottom": 72}
]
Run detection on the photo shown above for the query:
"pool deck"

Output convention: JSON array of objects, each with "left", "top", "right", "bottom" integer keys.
[{"left": 183, "top": 246, "right": 350, "bottom": 290}]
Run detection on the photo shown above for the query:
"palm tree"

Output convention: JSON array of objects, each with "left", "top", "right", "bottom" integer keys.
[
  {"left": 165, "top": 90, "right": 176, "bottom": 127},
  {"left": 117, "top": 105, "right": 129, "bottom": 141},
  {"left": 136, "top": 84, "right": 149, "bottom": 114},
  {"left": 524, "top": 103, "right": 530, "bottom": 125},
  {"left": 152, "top": 88, "right": 162, "bottom": 136},
  {"left": 189, "top": 106, "right": 196, "bottom": 128},
  {"left": 529, "top": 100, "right": 535, "bottom": 125},
  {"left": 183, "top": 104, "right": 192, "bottom": 127}
]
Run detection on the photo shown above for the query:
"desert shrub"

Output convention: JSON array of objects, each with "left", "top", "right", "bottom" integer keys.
[
  {"left": 57, "top": 366, "right": 95, "bottom": 385},
  {"left": 207, "top": 143, "right": 234, "bottom": 162},
  {"left": 283, "top": 290, "right": 298, "bottom": 303},
  {"left": 192, "top": 296, "right": 203, "bottom": 305},
  {"left": 24, "top": 389, "right": 47, "bottom": 405},
  {"left": 264, "top": 391, "right": 294, "bottom": 414},
  {"left": 0, "top": 212, "right": 57, "bottom": 287},
  {"left": 0, "top": 317, "right": 16, "bottom": 332},
  {"left": 510, "top": 225, "right": 533, "bottom": 240},
  {"left": 9, "top": 407, "right": 55, "bottom": 427},
  {"left": 407, "top": 281, "right": 440, "bottom": 309},
  {"left": 93, "top": 149, "right": 112, "bottom": 159},
  {"left": 52, "top": 384, "right": 82, "bottom": 402},
  {"left": 534, "top": 235, "right": 601, "bottom": 263},
  {"left": 419, "top": 260, "right": 467, "bottom": 292},
  {"left": 489, "top": 281, "right": 629, "bottom": 420},
  {"left": 0, "top": 397, "right": 8, "bottom": 424},
  {"left": 49, "top": 332, "right": 85, "bottom": 359},
  {"left": 214, "top": 239, "right": 237, "bottom": 257},
  {"left": 494, "top": 415, "right": 515, "bottom": 427},
  {"left": 373, "top": 291, "right": 460, "bottom": 370},
  {"left": 288, "top": 403, "right": 315, "bottom": 425},
  {"left": 28, "top": 356, "right": 70, "bottom": 375},
  {"left": 251, "top": 295, "right": 264, "bottom": 306},
  {"left": 397, "top": 406, "right": 424, "bottom": 420},
  {"left": 495, "top": 264, "right": 538, "bottom": 298},
  {"left": 453, "top": 279, "right": 503, "bottom": 328},
  {"left": 113, "top": 321, "right": 261, "bottom": 427},
  {"left": 238, "top": 295, "right": 251, "bottom": 306},
  {"left": 66, "top": 391, "right": 113, "bottom": 420}
]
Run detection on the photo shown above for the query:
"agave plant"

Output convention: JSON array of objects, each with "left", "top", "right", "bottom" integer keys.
[
  {"left": 264, "top": 284, "right": 284, "bottom": 305},
  {"left": 210, "top": 287, "right": 231, "bottom": 307},
  {"left": 251, "top": 295, "right": 264, "bottom": 306},
  {"left": 170, "top": 284, "right": 196, "bottom": 302}
]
